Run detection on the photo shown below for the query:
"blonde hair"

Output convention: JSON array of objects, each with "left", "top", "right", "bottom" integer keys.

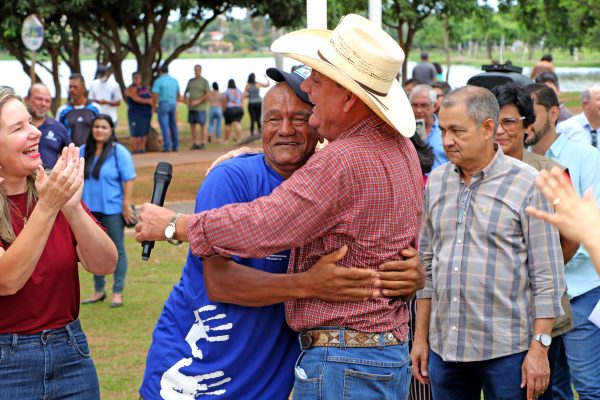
[{"left": 0, "top": 87, "right": 39, "bottom": 244}]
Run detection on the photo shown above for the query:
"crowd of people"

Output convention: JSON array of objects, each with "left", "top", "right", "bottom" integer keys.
[{"left": 1, "top": 11, "right": 600, "bottom": 400}]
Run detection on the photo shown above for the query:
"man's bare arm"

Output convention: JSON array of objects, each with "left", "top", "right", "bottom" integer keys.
[{"left": 203, "top": 245, "right": 381, "bottom": 306}]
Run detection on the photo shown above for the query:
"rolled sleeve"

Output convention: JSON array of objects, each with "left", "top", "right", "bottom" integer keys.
[{"left": 524, "top": 186, "right": 565, "bottom": 319}]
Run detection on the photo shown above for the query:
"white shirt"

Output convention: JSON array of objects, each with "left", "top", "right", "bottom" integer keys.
[{"left": 88, "top": 78, "right": 122, "bottom": 124}]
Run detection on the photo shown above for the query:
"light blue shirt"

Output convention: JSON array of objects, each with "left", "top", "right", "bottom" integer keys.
[
  {"left": 556, "top": 113, "right": 599, "bottom": 149},
  {"left": 81, "top": 143, "right": 136, "bottom": 215},
  {"left": 544, "top": 134, "right": 600, "bottom": 298},
  {"left": 151, "top": 74, "right": 180, "bottom": 105},
  {"left": 427, "top": 114, "right": 449, "bottom": 170}
]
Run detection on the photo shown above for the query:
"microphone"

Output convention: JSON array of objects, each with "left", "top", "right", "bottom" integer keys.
[{"left": 142, "top": 162, "right": 173, "bottom": 261}]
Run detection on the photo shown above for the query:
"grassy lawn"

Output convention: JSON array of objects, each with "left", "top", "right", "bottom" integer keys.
[{"left": 79, "top": 236, "right": 189, "bottom": 399}]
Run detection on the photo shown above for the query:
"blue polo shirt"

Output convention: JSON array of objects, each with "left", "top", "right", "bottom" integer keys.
[
  {"left": 427, "top": 114, "right": 448, "bottom": 171},
  {"left": 38, "top": 116, "right": 71, "bottom": 168},
  {"left": 140, "top": 154, "right": 299, "bottom": 400},
  {"left": 152, "top": 74, "right": 180, "bottom": 105},
  {"left": 544, "top": 134, "right": 600, "bottom": 298}
]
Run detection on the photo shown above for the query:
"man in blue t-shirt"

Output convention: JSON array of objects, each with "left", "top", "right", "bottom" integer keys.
[
  {"left": 25, "top": 83, "right": 71, "bottom": 168},
  {"left": 152, "top": 64, "right": 182, "bottom": 152},
  {"left": 140, "top": 68, "right": 424, "bottom": 399}
]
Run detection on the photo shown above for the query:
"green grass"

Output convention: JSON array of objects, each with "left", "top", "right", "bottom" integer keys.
[{"left": 79, "top": 236, "right": 189, "bottom": 399}]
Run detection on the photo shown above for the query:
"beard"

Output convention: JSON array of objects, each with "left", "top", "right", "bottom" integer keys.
[{"left": 525, "top": 117, "right": 551, "bottom": 146}]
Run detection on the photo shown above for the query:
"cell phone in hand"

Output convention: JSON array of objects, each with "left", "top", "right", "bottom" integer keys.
[{"left": 415, "top": 119, "right": 427, "bottom": 141}]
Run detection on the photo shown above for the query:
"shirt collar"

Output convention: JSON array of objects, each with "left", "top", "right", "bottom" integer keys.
[
  {"left": 337, "top": 114, "right": 387, "bottom": 141},
  {"left": 547, "top": 133, "right": 568, "bottom": 158},
  {"left": 453, "top": 143, "right": 504, "bottom": 181}
]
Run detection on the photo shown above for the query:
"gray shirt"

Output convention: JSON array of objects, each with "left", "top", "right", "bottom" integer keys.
[{"left": 412, "top": 62, "right": 437, "bottom": 84}]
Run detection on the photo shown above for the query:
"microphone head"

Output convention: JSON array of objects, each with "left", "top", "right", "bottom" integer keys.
[{"left": 154, "top": 162, "right": 173, "bottom": 181}]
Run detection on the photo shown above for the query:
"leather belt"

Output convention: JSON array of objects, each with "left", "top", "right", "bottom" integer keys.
[{"left": 299, "top": 328, "right": 401, "bottom": 350}]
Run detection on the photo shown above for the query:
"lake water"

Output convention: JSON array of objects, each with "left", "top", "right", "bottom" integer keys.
[{"left": 1, "top": 56, "right": 598, "bottom": 99}]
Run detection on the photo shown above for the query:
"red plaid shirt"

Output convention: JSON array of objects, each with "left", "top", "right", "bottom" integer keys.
[{"left": 188, "top": 115, "right": 423, "bottom": 340}]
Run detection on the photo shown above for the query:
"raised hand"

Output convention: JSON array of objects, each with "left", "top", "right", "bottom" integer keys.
[{"left": 35, "top": 144, "right": 83, "bottom": 214}]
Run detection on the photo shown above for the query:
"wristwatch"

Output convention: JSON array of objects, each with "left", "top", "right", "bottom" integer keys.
[
  {"left": 165, "top": 213, "right": 182, "bottom": 246},
  {"left": 533, "top": 333, "right": 552, "bottom": 347}
]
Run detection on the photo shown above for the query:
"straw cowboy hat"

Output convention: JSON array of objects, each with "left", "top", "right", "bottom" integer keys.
[{"left": 270, "top": 14, "right": 415, "bottom": 137}]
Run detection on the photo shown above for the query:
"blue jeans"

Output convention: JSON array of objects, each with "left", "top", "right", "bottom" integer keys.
[
  {"left": 92, "top": 212, "right": 127, "bottom": 294},
  {"left": 292, "top": 333, "right": 410, "bottom": 400},
  {"left": 561, "top": 286, "right": 600, "bottom": 399},
  {"left": 0, "top": 319, "right": 99, "bottom": 399},
  {"left": 157, "top": 102, "right": 179, "bottom": 151},
  {"left": 208, "top": 106, "right": 222, "bottom": 138},
  {"left": 428, "top": 350, "right": 527, "bottom": 399}
]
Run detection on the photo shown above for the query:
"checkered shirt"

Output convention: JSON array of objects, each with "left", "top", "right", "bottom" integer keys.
[
  {"left": 417, "top": 147, "right": 565, "bottom": 362},
  {"left": 188, "top": 115, "right": 424, "bottom": 340}
]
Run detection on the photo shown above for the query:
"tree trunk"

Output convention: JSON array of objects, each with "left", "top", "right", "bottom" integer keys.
[
  {"left": 443, "top": 14, "right": 451, "bottom": 82},
  {"left": 48, "top": 47, "right": 62, "bottom": 115}
]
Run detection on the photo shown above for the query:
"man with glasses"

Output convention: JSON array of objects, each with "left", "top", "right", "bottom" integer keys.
[
  {"left": 526, "top": 83, "right": 600, "bottom": 399},
  {"left": 410, "top": 84, "right": 448, "bottom": 170},
  {"left": 557, "top": 86, "right": 600, "bottom": 149},
  {"left": 411, "top": 86, "right": 565, "bottom": 400}
]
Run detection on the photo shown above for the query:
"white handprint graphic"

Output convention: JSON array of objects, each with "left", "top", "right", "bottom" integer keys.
[
  {"left": 185, "top": 305, "right": 232, "bottom": 359},
  {"left": 160, "top": 304, "right": 234, "bottom": 398},
  {"left": 160, "top": 358, "right": 231, "bottom": 398}
]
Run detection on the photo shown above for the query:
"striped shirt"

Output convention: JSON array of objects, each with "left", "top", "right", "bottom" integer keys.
[
  {"left": 417, "top": 146, "right": 565, "bottom": 362},
  {"left": 188, "top": 115, "right": 424, "bottom": 340}
]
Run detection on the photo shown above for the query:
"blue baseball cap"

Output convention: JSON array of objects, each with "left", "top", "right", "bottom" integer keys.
[{"left": 266, "top": 65, "right": 312, "bottom": 105}]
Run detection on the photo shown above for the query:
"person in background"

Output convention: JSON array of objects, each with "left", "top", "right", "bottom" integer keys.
[
  {"left": 244, "top": 73, "right": 270, "bottom": 137},
  {"left": 432, "top": 81, "right": 451, "bottom": 114},
  {"left": 0, "top": 87, "right": 117, "bottom": 399},
  {"left": 534, "top": 71, "right": 573, "bottom": 123},
  {"left": 207, "top": 82, "right": 224, "bottom": 144},
  {"left": 557, "top": 85, "right": 600, "bottom": 149},
  {"left": 223, "top": 79, "right": 243, "bottom": 144},
  {"left": 57, "top": 73, "right": 100, "bottom": 146},
  {"left": 152, "top": 65, "right": 181, "bottom": 152},
  {"left": 403, "top": 77, "right": 418, "bottom": 96},
  {"left": 412, "top": 52, "right": 437, "bottom": 85},
  {"left": 433, "top": 62, "right": 443, "bottom": 82},
  {"left": 124, "top": 71, "right": 153, "bottom": 154},
  {"left": 80, "top": 115, "right": 136, "bottom": 308},
  {"left": 88, "top": 64, "right": 122, "bottom": 126},
  {"left": 530, "top": 54, "right": 555, "bottom": 80},
  {"left": 24, "top": 83, "right": 71, "bottom": 168},
  {"left": 526, "top": 83, "right": 600, "bottom": 399},
  {"left": 184, "top": 65, "right": 210, "bottom": 150},
  {"left": 410, "top": 84, "right": 448, "bottom": 170}
]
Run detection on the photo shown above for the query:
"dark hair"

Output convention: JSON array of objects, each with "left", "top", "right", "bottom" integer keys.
[
  {"left": 526, "top": 83, "right": 560, "bottom": 110},
  {"left": 433, "top": 62, "right": 443, "bottom": 75},
  {"left": 159, "top": 64, "right": 169, "bottom": 74},
  {"left": 541, "top": 54, "right": 553, "bottom": 62},
  {"left": 69, "top": 73, "right": 85, "bottom": 86},
  {"left": 410, "top": 134, "right": 434, "bottom": 175},
  {"left": 534, "top": 71, "right": 559, "bottom": 88},
  {"left": 83, "top": 114, "right": 116, "bottom": 179},
  {"left": 403, "top": 78, "right": 418, "bottom": 87},
  {"left": 420, "top": 52, "right": 429, "bottom": 60},
  {"left": 247, "top": 73, "right": 256, "bottom": 84},
  {"left": 212, "top": 82, "right": 219, "bottom": 91},
  {"left": 131, "top": 71, "right": 141, "bottom": 79},
  {"left": 432, "top": 81, "right": 452, "bottom": 95},
  {"left": 491, "top": 82, "right": 535, "bottom": 127},
  {"left": 227, "top": 79, "right": 236, "bottom": 89}
]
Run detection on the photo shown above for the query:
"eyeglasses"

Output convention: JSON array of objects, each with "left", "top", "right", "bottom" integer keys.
[{"left": 499, "top": 116, "right": 526, "bottom": 131}]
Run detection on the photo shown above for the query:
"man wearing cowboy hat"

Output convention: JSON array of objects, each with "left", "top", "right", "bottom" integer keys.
[{"left": 136, "top": 14, "right": 423, "bottom": 398}]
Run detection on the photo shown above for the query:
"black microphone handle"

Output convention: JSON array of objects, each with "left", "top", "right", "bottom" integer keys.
[{"left": 142, "top": 163, "right": 173, "bottom": 260}]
